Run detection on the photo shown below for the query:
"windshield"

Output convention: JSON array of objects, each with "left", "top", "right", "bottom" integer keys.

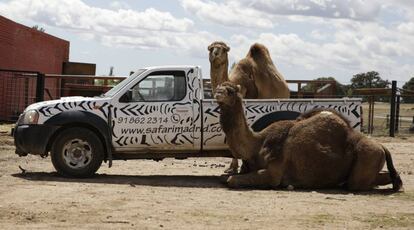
[{"left": 103, "top": 69, "right": 146, "bottom": 97}]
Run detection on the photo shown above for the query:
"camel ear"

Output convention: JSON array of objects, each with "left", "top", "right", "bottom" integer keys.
[
  {"left": 225, "top": 45, "right": 230, "bottom": 52},
  {"left": 208, "top": 44, "right": 213, "bottom": 51}
]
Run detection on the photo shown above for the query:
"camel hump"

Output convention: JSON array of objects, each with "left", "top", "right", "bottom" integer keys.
[
  {"left": 382, "top": 145, "right": 403, "bottom": 191},
  {"left": 247, "top": 43, "right": 271, "bottom": 60},
  {"left": 297, "top": 108, "right": 352, "bottom": 128}
]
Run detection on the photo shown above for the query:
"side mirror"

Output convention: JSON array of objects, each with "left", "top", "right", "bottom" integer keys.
[{"left": 120, "top": 90, "right": 132, "bottom": 102}]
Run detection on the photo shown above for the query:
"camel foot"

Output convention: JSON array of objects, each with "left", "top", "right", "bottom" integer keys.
[
  {"left": 223, "top": 167, "right": 238, "bottom": 175},
  {"left": 219, "top": 174, "right": 231, "bottom": 184},
  {"left": 226, "top": 175, "right": 240, "bottom": 188},
  {"left": 224, "top": 158, "right": 239, "bottom": 175}
]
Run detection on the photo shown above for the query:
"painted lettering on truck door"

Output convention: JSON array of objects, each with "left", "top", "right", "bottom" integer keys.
[{"left": 111, "top": 69, "right": 198, "bottom": 150}]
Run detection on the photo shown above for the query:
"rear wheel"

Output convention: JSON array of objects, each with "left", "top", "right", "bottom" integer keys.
[{"left": 51, "top": 127, "right": 104, "bottom": 178}]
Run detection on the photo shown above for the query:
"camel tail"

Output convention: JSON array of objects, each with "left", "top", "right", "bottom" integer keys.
[{"left": 382, "top": 145, "right": 403, "bottom": 191}]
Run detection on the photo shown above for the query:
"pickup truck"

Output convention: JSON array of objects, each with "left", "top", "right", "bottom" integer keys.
[{"left": 13, "top": 65, "right": 362, "bottom": 177}]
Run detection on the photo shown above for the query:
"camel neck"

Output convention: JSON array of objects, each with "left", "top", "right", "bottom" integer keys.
[
  {"left": 220, "top": 97, "right": 262, "bottom": 160},
  {"left": 210, "top": 61, "right": 229, "bottom": 91}
]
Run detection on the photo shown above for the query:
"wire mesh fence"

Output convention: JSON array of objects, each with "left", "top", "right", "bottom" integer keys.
[
  {"left": 0, "top": 69, "right": 125, "bottom": 121},
  {"left": 0, "top": 69, "right": 39, "bottom": 121}
]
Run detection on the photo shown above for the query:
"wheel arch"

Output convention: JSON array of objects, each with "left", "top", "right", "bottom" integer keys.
[
  {"left": 44, "top": 111, "right": 112, "bottom": 160},
  {"left": 251, "top": 111, "right": 301, "bottom": 132}
]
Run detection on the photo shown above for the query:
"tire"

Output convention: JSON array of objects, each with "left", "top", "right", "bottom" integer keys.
[{"left": 51, "top": 127, "right": 104, "bottom": 178}]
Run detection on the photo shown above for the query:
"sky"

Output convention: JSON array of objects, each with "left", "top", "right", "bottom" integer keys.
[{"left": 0, "top": 0, "right": 413, "bottom": 86}]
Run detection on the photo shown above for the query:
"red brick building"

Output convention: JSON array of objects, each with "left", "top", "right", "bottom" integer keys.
[
  {"left": 0, "top": 16, "right": 70, "bottom": 120},
  {"left": 0, "top": 15, "right": 70, "bottom": 73}
]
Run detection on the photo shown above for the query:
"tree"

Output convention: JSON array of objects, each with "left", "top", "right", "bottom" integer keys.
[
  {"left": 350, "top": 71, "right": 390, "bottom": 101},
  {"left": 32, "top": 25, "right": 45, "bottom": 32},
  {"left": 301, "top": 76, "right": 347, "bottom": 97},
  {"left": 402, "top": 77, "right": 414, "bottom": 103},
  {"left": 350, "top": 71, "right": 389, "bottom": 89}
]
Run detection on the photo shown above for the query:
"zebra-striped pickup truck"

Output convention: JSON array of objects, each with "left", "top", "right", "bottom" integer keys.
[{"left": 13, "top": 65, "right": 362, "bottom": 177}]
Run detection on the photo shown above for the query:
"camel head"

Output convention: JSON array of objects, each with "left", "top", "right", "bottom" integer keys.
[
  {"left": 208, "top": 41, "right": 230, "bottom": 66},
  {"left": 215, "top": 82, "right": 241, "bottom": 107}
]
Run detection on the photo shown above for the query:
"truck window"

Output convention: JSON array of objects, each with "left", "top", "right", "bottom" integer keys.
[{"left": 129, "top": 71, "right": 186, "bottom": 102}]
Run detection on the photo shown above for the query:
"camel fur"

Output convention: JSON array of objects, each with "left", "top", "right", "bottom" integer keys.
[
  {"left": 228, "top": 43, "right": 290, "bottom": 99},
  {"left": 208, "top": 41, "right": 231, "bottom": 96},
  {"left": 215, "top": 82, "right": 403, "bottom": 191},
  {"left": 208, "top": 42, "right": 290, "bottom": 173}
]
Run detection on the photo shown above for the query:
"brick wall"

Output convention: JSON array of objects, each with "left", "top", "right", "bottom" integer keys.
[
  {"left": 0, "top": 15, "right": 69, "bottom": 74},
  {"left": 0, "top": 16, "right": 70, "bottom": 120}
]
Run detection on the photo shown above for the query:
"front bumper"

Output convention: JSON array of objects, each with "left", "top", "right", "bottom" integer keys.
[{"left": 13, "top": 125, "right": 59, "bottom": 156}]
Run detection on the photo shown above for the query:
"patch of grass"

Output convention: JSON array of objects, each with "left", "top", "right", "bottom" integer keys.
[
  {"left": 393, "top": 191, "right": 414, "bottom": 202},
  {"left": 354, "top": 212, "right": 414, "bottom": 228},
  {"left": 300, "top": 213, "right": 342, "bottom": 227},
  {"left": 310, "top": 214, "right": 337, "bottom": 223}
]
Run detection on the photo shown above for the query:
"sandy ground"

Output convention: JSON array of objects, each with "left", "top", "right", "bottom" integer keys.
[{"left": 0, "top": 123, "right": 413, "bottom": 229}]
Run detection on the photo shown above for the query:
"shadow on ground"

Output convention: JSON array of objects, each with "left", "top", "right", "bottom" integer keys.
[
  {"left": 11, "top": 172, "right": 400, "bottom": 195},
  {"left": 12, "top": 172, "right": 226, "bottom": 188}
]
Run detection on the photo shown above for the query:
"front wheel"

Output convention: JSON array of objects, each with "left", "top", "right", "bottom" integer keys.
[{"left": 51, "top": 127, "right": 104, "bottom": 178}]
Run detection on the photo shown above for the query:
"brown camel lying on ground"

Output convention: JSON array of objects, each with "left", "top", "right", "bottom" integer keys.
[
  {"left": 215, "top": 82, "right": 403, "bottom": 191},
  {"left": 208, "top": 42, "right": 290, "bottom": 173}
]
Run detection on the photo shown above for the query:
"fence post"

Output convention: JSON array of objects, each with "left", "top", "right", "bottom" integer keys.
[
  {"left": 389, "top": 81, "right": 397, "bottom": 137},
  {"left": 36, "top": 73, "right": 45, "bottom": 102},
  {"left": 395, "top": 95, "right": 400, "bottom": 132}
]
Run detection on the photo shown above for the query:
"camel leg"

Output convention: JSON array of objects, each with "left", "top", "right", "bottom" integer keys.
[
  {"left": 347, "top": 142, "right": 386, "bottom": 191},
  {"left": 227, "top": 169, "right": 273, "bottom": 189},
  {"left": 239, "top": 160, "right": 251, "bottom": 174},
  {"left": 375, "top": 172, "right": 392, "bottom": 186},
  {"left": 227, "top": 157, "right": 286, "bottom": 189},
  {"left": 227, "top": 169, "right": 272, "bottom": 189},
  {"left": 224, "top": 158, "right": 239, "bottom": 174}
]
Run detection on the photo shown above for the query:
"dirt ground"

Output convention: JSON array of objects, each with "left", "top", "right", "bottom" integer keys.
[{"left": 0, "top": 123, "right": 413, "bottom": 229}]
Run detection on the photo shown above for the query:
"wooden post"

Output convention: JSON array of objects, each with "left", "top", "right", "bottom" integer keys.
[
  {"left": 395, "top": 95, "right": 400, "bottom": 132},
  {"left": 389, "top": 81, "right": 397, "bottom": 137},
  {"left": 370, "top": 96, "right": 375, "bottom": 134},
  {"left": 36, "top": 73, "right": 45, "bottom": 102},
  {"left": 368, "top": 96, "right": 373, "bottom": 134}
]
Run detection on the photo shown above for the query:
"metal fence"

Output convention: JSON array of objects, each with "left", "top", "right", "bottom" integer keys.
[
  {"left": 1, "top": 71, "right": 413, "bottom": 136},
  {"left": 0, "top": 69, "right": 43, "bottom": 121},
  {"left": 0, "top": 68, "right": 124, "bottom": 121},
  {"left": 354, "top": 81, "right": 414, "bottom": 136}
]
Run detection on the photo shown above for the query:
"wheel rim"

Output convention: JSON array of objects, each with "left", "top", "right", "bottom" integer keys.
[{"left": 62, "top": 139, "right": 93, "bottom": 169}]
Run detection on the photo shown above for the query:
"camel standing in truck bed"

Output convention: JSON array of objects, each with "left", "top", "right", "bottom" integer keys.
[
  {"left": 208, "top": 41, "right": 290, "bottom": 173},
  {"left": 208, "top": 41, "right": 290, "bottom": 98},
  {"left": 215, "top": 82, "right": 403, "bottom": 191}
]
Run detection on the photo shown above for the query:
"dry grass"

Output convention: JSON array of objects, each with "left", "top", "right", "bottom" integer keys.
[{"left": 361, "top": 102, "right": 414, "bottom": 135}]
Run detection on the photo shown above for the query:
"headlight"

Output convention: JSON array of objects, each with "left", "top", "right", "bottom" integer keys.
[{"left": 18, "top": 110, "right": 39, "bottom": 125}]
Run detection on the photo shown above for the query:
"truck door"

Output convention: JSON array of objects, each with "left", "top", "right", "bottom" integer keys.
[{"left": 111, "top": 70, "right": 195, "bottom": 151}]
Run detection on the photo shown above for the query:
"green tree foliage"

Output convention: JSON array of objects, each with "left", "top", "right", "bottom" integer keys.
[
  {"left": 32, "top": 25, "right": 45, "bottom": 32},
  {"left": 350, "top": 71, "right": 389, "bottom": 89},
  {"left": 301, "top": 77, "right": 347, "bottom": 97},
  {"left": 350, "top": 71, "right": 390, "bottom": 101},
  {"left": 402, "top": 77, "right": 414, "bottom": 103}
]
